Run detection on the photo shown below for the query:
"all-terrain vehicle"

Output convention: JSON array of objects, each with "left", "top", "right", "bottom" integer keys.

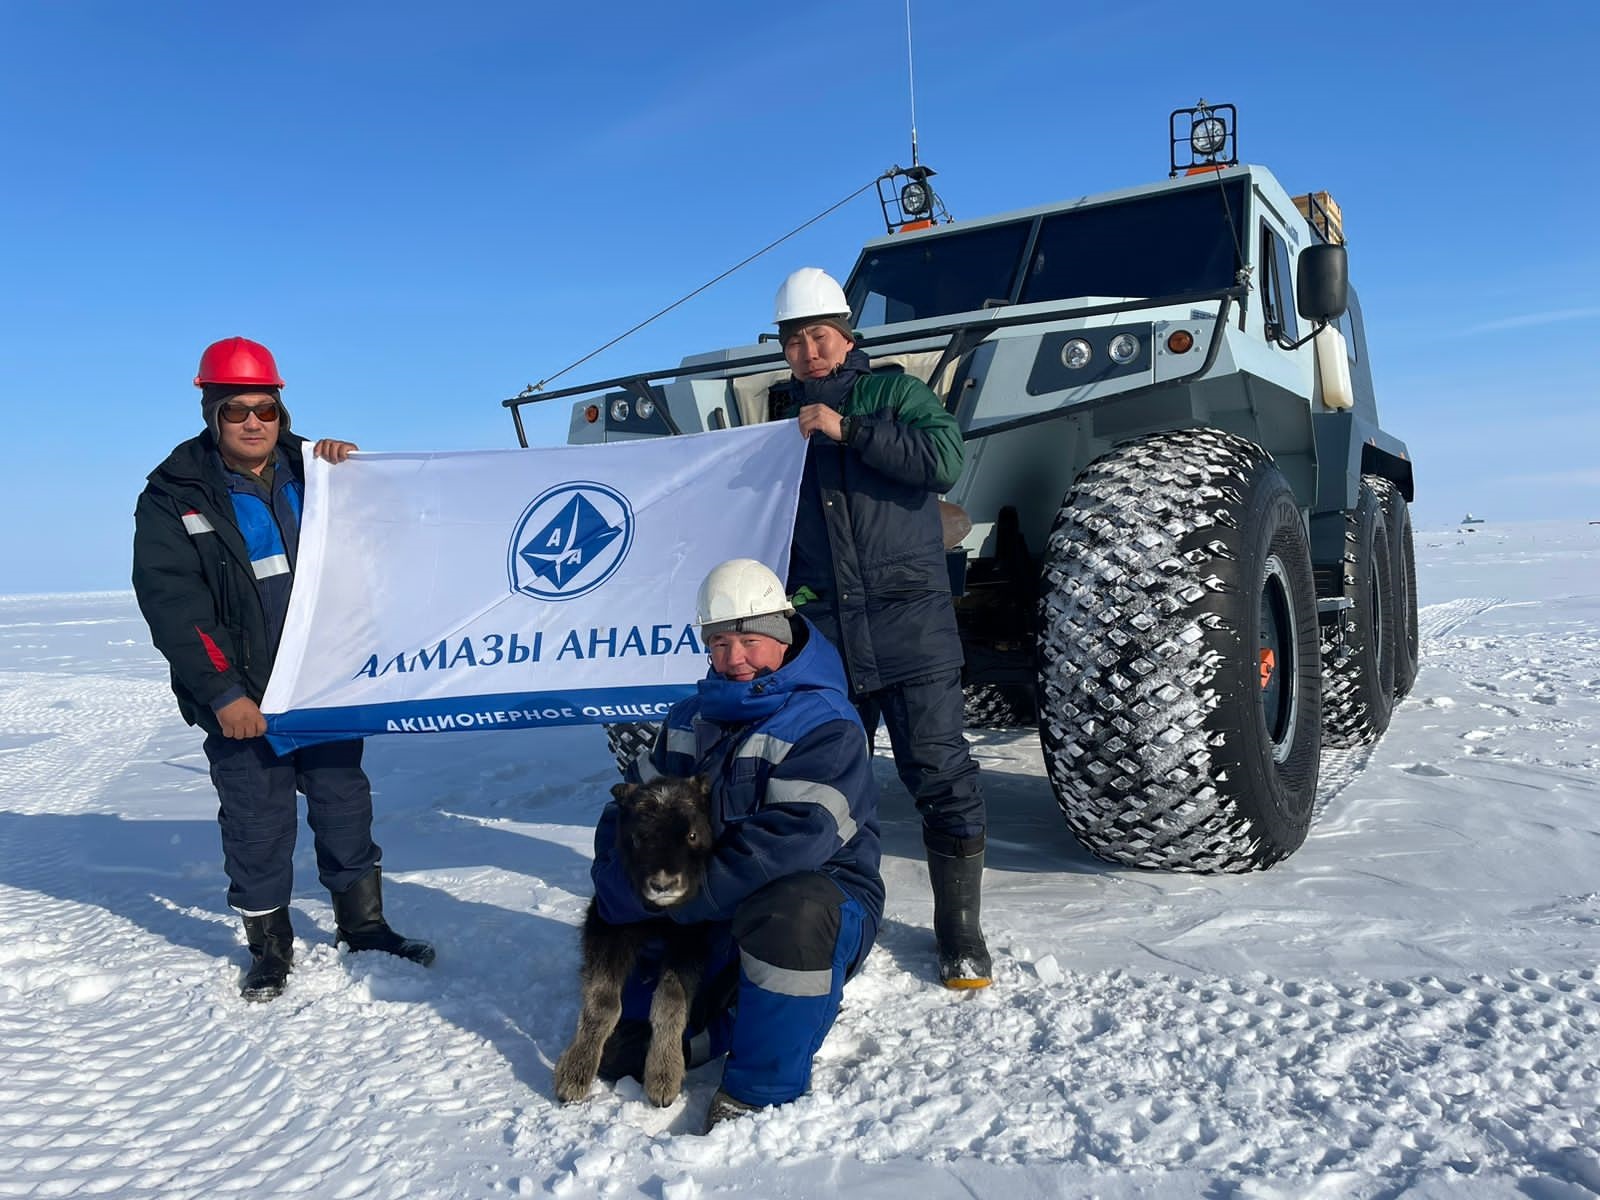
[{"left": 504, "top": 103, "right": 1417, "bottom": 873}]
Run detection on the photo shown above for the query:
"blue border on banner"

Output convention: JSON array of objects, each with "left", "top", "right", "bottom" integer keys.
[{"left": 264, "top": 683, "right": 697, "bottom": 754}]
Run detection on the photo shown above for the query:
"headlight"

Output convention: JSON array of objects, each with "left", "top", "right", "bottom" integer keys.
[
  {"left": 635, "top": 398, "right": 655, "bottom": 420},
  {"left": 1191, "top": 116, "right": 1227, "bottom": 156},
  {"left": 1109, "top": 333, "right": 1140, "bottom": 364},
  {"left": 901, "top": 180, "right": 932, "bottom": 218},
  {"left": 1061, "top": 338, "right": 1092, "bottom": 369},
  {"left": 610, "top": 398, "right": 631, "bottom": 423}
]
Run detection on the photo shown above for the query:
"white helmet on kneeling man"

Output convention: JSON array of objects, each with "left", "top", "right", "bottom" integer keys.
[{"left": 696, "top": 559, "right": 795, "bottom": 645}]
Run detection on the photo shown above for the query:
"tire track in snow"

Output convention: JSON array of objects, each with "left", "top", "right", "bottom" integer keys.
[
  {"left": 1315, "top": 597, "right": 1506, "bottom": 812},
  {"left": 0, "top": 670, "right": 171, "bottom": 820},
  {"left": 0, "top": 666, "right": 543, "bottom": 1199},
  {"left": 1415, "top": 596, "right": 1507, "bottom": 642},
  {"left": 521, "top": 956, "right": 1600, "bottom": 1194},
  {"left": 0, "top": 888, "right": 536, "bottom": 1199}
]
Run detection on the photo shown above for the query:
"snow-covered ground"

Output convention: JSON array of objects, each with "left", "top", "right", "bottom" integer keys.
[{"left": 2, "top": 521, "right": 1597, "bottom": 1199}]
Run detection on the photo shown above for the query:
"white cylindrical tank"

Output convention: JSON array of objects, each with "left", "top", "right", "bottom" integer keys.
[{"left": 1315, "top": 324, "right": 1354, "bottom": 410}]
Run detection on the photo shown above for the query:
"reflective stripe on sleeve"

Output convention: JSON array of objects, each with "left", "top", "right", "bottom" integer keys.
[
  {"left": 736, "top": 731, "right": 794, "bottom": 767},
  {"left": 764, "top": 777, "right": 857, "bottom": 843},
  {"left": 182, "top": 510, "right": 215, "bottom": 535},
  {"left": 665, "top": 727, "right": 697, "bottom": 757}
]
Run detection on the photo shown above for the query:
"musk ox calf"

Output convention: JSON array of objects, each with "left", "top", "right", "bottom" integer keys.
[{"left": 554, "top": 774, "right": 714, "bottom": 1107}]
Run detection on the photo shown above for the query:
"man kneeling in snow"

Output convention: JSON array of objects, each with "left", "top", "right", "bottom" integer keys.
[{"left": 590, "top": 559, "right": 883, "bottom": 1133}]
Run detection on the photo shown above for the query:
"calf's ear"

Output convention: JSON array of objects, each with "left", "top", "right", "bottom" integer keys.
[
  {"left": 691, "top": 775, "right": 712, "bottom": 802},
  {"left": 610, "top": 781, "right": 637, "bottom": 805}
]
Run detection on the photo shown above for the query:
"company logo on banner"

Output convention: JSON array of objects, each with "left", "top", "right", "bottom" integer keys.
[
  {"left": 508, "top": 481, "right": 634, "bottom": 599},
  {"left": 260, "top": 423, "right": 807, "bottom": 753}
]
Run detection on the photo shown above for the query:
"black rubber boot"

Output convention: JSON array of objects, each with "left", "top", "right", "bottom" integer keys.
[
  {"left": 331, "top": 868, "right": 436, "bottom": 966},
  {"left": 241, "top": 908, "right": 294, "bottom": 1002},
  {"left": 927, "top": 848, "right": 993, "bottom": 989}
]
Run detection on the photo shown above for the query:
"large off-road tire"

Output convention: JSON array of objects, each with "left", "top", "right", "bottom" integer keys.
[
  {"left": 1369, "top": 476, "right": 1419, "bottom": 699},
  {"left": 1037, "top": 429, "right": 1322, "bottom": 873},
  {"left": 962, "top": 682, "right": 1037, "bottom": 729},
  {"left": 604, "top": 721, "right": 661, "bottom": 775},
  {"left": 1321, "top": 478, "right": 1397, "bottom": 747}
]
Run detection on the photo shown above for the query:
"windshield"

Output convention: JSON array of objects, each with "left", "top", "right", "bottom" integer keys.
[
  {"left": 847, "top": 222, "right": 1030, "bottom": 326},
  {"left": 846, "top": 179, "right": 1247, "bottom": 324}
]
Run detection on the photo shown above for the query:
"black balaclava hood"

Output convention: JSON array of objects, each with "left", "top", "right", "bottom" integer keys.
[{"left": 201, "top": 384, "right": 290, "bottom": 439}]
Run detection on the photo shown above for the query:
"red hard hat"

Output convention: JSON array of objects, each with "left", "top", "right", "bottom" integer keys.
[{"left": 194, "top": 337, "right": 286, "bottom": 389}]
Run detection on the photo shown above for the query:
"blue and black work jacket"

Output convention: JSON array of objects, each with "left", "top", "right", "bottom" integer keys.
[
  {"left": 591, "top": 618, "right": 884, "bottom": 948},
  {"left": 132, "top": 430, "right": 307, "bottom": 736},
  {"left": 780, "top": 364, "right": 967, "bottom": 695}
]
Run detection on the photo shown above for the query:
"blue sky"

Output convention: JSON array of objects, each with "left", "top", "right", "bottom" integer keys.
[{"left": 3, "top": 1, "right": 1596, "bottom": 591}]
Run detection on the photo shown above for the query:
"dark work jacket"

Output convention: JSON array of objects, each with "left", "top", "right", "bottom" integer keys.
[
  {"left": 781, "top": 360, "right": 967, "bottom": 694},
  {"left": 592, "top": 618, "right": 884, "bottom": 951},
  {"left": 132, "top": 431, "right": 308, "bottom": 736}
]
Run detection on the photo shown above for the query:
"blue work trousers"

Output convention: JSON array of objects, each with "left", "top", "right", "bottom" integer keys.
[
  {"left": 608, "top": 872, "right": 869, "bottom": 1107},
  {"left": 204, "top": 735, "right": 380, "bottom": 913}
]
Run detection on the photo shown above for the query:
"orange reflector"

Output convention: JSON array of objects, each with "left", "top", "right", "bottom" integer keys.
[
  {"left": 1258, "top": 648, "right": 1277, "bottom": 690},
  {"left": 1185, "top": 164, "right": 1226, "bottom": 176},
  {"left": 584, "top": 404, "right": 600, "bottom": 424},
  {"left": 1166, "top": 330, "right": 1195, "bottom": 354},
  {"left": 895, "top": 219, "right": 934, "bottom": 234}
]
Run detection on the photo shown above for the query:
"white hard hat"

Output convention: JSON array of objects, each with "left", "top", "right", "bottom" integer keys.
[
  {"left": 696, "top": 558, "right": 795, "bottom": 643},
  {"left": 774, "top": 267, "right": 850, "bottom": 325}
]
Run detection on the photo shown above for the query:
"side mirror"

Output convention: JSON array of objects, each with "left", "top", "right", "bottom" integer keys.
[{"left": 1296, "top": 243, "right": 1348, "bottom": 323}]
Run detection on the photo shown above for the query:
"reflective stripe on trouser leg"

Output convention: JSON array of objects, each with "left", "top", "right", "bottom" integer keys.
[
  {"left": 294, "top": 740, "right": 380, "bottom": 894},
  {"left": 721, "top": 872, "right": 866, "bottom": 1107},
  {"left": 874, "top": 668, "right": 986, "bottom": 854},
  {"left": 206, "top": 734, "right": 301, "bottom": 913}
]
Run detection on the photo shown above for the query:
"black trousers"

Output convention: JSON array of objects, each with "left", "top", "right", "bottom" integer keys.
[
  {"left": 854, "top": 667, "right": 986, "bottom": 856},
  {"left": 204, "top": 735, "right": 381, "bottom": 913}
]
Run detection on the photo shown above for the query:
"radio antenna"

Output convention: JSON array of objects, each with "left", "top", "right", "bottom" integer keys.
[{"left": 905, "top": 0, "right": 920, "bottom": 167}]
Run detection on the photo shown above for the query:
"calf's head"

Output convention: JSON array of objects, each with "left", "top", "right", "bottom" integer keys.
[{"left": 611, "top": 775, "right": 713, "bottom": 909}]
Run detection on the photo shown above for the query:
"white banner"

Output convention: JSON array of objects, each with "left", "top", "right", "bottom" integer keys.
[{"left": 262, "top": 423, "right": 806, "bottom": 752}]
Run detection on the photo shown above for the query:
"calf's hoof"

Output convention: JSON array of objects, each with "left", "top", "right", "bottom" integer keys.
[{"left": 553, "top": 1046, "right": 599, "bottom": 1103}]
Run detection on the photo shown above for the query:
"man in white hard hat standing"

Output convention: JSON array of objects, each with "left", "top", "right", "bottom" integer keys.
[
  {"left": 769, "top": 267, "right": 992, "bottom": 990},
  {"left": 585, "top": 559, "right": 883, "bottom": 1132}
]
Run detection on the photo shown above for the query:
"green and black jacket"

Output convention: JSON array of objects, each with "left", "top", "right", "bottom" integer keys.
[{"left": 781, "top": 355, "right": 967, "bottom": 694}]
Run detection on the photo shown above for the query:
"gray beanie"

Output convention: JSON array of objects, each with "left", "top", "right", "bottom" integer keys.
[
  {"left": 701, "top": 612, "right": 794, "bottom": 645},
  {"left": 201, "top": 384, "right": 290, "bottom": 439}
]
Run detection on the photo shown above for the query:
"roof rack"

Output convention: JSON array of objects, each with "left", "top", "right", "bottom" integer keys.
[{"left": 1294, "top": 191, "right": 1345, "bottom": 245}]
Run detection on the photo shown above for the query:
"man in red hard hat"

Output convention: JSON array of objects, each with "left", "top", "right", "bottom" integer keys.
[{"left": 132, "top": 336, "right": 434, "bottom": 1002}]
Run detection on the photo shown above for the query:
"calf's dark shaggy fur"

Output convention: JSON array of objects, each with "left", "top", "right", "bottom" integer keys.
[{"left": 554, "top": 775, "right": 714, "bottom": 1106}]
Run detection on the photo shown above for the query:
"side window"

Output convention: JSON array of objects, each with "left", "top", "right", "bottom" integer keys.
[
  {"left": 856, "top": 292, "right": 888, "bottom": 328},
  {"left": 1336, "top": 309, "right": 1358, "bottom": 362},
  {"left": 1259, "top": 224, "right": 1299, "bottom": 345},
  {"left": 1341, "top": 288, "right": 1365, "bottom": 363}
]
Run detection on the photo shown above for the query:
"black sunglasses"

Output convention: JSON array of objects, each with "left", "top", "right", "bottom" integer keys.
[{"left": 220, "top": 401, "right": 280, "bottom": 424}]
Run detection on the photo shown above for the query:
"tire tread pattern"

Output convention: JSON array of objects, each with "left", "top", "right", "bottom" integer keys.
[
  {"left": 1321, "top": 476, "right": 1396, "bottom": 748},
  {"left": 1037, "top": 429, "right": 1314, "bottom": 874},
  {"left": 605, "top": 721, "right": 661, "bottom": 775}
]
